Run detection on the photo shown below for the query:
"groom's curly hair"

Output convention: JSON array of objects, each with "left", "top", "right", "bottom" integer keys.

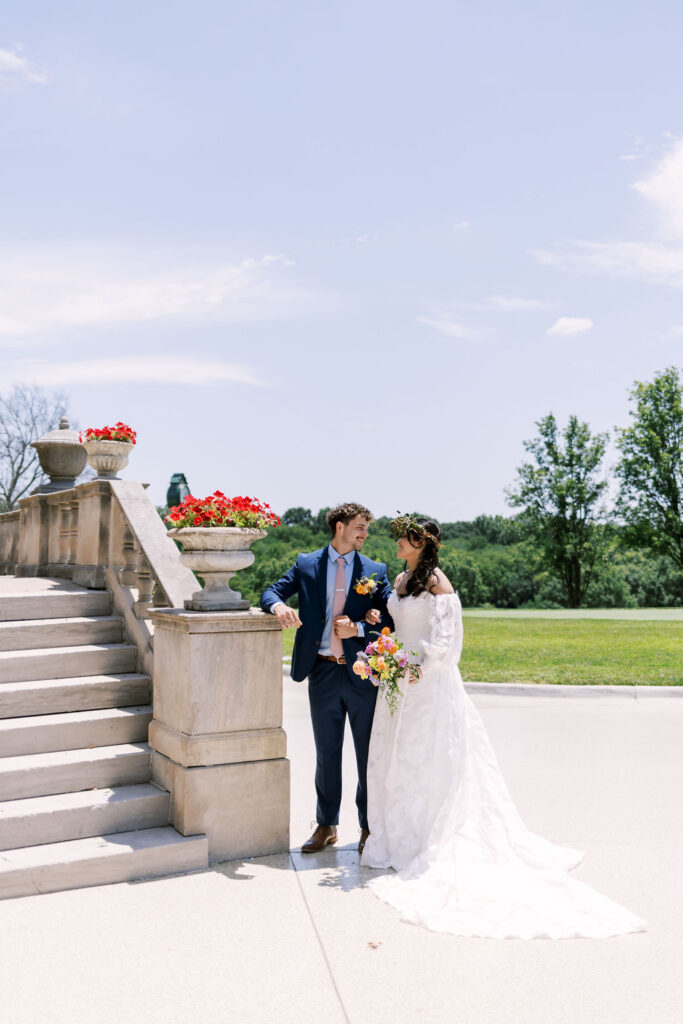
[{"left": 326, "top": 502, "right": 373, "bottom": 536}]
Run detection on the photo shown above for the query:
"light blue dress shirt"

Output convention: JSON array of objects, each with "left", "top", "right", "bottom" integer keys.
[{"left": 319, "top": 546, "right": 365, "bottom": 655}]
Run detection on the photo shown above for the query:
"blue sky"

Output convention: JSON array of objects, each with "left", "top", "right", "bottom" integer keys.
[{"left": 1, "top": 0, "right": 682, "bottom": 520}]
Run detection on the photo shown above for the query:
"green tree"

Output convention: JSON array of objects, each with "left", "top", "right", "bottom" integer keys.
[
  {"left": 281, "top": 507, "right": 315, "bottom": 528},
  {"left": 505, "top": 413, "right": 611, "bottom": 608},
  {"left": 438, "top": 551, "right": 487, "bottom": 606},
  {"left": 615, "top": 367, "right": 683, "bottom": 584}
]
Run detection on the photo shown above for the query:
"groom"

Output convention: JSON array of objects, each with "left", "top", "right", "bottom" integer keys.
[{"left": 261, "top": 502, "right": 393, "bottom": 854}]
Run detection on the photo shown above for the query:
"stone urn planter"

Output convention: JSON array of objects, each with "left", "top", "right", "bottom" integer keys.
[
  {"left": 31, "top": 416, "right": 87, "bottom": 493},
  {"left": 168, "top": 526, "right": 267, "bottom": 611},
  {"left": 82, "top": 439, "right": 134, "bottom": 480}
]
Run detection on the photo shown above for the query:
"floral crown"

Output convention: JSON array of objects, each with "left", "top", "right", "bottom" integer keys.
[{"left": 389, "top": 512, "right": 441, "bottom": 549}]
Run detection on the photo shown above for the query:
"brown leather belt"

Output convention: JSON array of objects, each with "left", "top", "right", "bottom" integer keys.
[{"left": 317, "top": 654, "right": 346, "bottom": 665}]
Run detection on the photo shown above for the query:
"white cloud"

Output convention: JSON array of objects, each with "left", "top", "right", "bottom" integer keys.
[
  {"left": 618, "top": 136, "right": 651, "bottom": 162},
  {"left": 534, "top": 140, "right": 683, "bottom": 289},
  {"left": 5, "top": 355, "right": 265, "bottom": 388},
  {"left": 547, "top": 317, "right": 594, "bottom": 336},
  {"left": 533, "top": 240, "right": 683, "bottom": 288},
  {"left": 0, "top": 47, "right": 47, "bottom": 85},
  {"left": 0, "top": 247, "right": 334, "bottom": 343},
  {"left": 453, "top": 220, "right": 471, "bottom": 232},
  {"left": 416, "top": 312, "right": 486, "bottom": 340},
  {"left": 632, "top": 139, "right": 683, "bottom": 239},
  {"left": 487, "top": 295, "right": 549, "bottom": 311}
]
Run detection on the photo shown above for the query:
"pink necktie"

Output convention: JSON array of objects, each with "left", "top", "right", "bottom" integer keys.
[{"left": 330, "top": 556, "right": 346, "bottom": 659}]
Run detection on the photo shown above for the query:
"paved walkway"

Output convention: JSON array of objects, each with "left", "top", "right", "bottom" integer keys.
[{"left": 2, "top": 678, "right": 682, "bottom": 1024}]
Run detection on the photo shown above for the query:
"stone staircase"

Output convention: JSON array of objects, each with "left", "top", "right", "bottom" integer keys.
[{"left": 0, "top": 578, "right": 208, "bottom": 899}]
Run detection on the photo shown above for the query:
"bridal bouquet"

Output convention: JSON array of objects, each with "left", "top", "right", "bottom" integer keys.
[{"left": 353, "top": 628, "right": 420, "bottom": 715}]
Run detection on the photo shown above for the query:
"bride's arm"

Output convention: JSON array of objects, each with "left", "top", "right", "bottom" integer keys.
[{"left": 421, "top": 589, "right": 463, "bottom": 665}]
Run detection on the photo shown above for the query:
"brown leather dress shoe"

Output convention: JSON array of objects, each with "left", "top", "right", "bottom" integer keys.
[
  {"left": 301, "top": 825, "right": 338, "bottom": 853},
  {"left": 358, "top": 828, "right": 370, "bottom": 854}
]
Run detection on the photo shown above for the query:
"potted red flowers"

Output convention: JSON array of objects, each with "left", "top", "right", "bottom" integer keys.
[
  {"left": 165, "top": 492, "right": 280, "bottom": 610},
  {"left": 80, "top": 422, "right": 137, "bottom": 480}
]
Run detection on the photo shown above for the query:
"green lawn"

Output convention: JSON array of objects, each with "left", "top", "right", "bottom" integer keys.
[
  {"left": 279, "top": 610, "right": 683, "bottom": 685},
  {"left": 460, "top": 617, "right": 682, "bottom": 685}
]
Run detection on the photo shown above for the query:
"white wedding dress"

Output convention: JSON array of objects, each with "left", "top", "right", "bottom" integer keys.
[{"left": 361, "top": 591, "right": 646, "bottom": 939}]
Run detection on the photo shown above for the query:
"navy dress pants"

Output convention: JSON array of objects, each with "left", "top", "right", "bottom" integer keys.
[{"left": 307, "top": 659, "right": 378, "bottom": 831}]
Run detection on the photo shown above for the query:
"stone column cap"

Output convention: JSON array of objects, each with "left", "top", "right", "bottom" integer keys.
[{"left": 150, "top": 606, "right": 282, "bottom": 634}]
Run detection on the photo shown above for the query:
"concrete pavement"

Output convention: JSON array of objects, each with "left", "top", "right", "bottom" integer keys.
[{"left": 1, "top": 677, "right": 681, "bottom": 1024}]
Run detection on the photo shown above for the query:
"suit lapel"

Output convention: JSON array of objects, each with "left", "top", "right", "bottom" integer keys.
[{"left": 316, "top": 547, "right": 329, "bottom": 612}]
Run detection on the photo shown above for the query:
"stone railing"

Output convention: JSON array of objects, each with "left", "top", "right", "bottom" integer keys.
[{"left": 0, "top": 479, "right": 197, "bottom": 675}]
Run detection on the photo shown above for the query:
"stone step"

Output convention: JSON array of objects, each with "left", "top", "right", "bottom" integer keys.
[
  {"left": 0, "top": 584, "right": 111, "bottom": 623},
  {"left": 0, "top": 826, "right": 209, "bottom": 900},
  {"left": 0, "top": 743, "right": 151, "bottom": 801},
  {"left": 0, "top": 644, "right": 137, "bottom": 684},
  {"left": 0, "top": 706, "right": 152, "bottom": 757},
  {"left": 0, "top": 784, "right": 170, "bottom": 851},
  {"left": 0, "top": 673, "right": 151, "bottom": 719},
  {"left": 0, "top": 616, "right": 123, "bottom": 652}
]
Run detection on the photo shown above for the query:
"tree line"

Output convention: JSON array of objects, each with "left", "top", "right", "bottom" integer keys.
[{"left": 238, "top": 366, "right": 683, "bottom": 609}]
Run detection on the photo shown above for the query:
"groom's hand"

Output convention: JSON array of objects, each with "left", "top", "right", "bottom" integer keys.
[
  {"left": 272, "top": 602, "right": 302, "bottom": 628},
  {"left": 333, "top": 615, "right": 358, "bottom": 639}
]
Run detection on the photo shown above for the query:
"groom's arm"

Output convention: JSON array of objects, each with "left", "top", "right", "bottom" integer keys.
[{"left": 260, "top": 563, "right": 299, "bottom": 611}]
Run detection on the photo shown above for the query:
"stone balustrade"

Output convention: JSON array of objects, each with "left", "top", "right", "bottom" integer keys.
[
  {"left": 0, "top": 479, "right": 198, "bottom": 676},
  {"left": 2, "top": 479, "right": 196, "bottom": 603}
]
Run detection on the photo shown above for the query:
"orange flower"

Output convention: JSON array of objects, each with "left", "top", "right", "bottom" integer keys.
[{"left": 381, "top": 627, "right": 391, "bottom": 636}]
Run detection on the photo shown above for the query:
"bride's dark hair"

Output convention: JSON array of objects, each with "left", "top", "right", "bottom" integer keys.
[{"left": 399, "top": 518, "right": 441, "bottom": 599}]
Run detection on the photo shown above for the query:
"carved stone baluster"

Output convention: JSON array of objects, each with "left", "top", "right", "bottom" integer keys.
[
  {"left": 67, "top": 499, "right": 79, "bottom": 575},
  {"left": 133, "top": 552, "right": 154, "bottom": 618},
  {"left": 119, "top": 523, "right": 138, "bottom": 586},
  {"left": 58, "top": 501, "right": 71, "bottom": 565}
]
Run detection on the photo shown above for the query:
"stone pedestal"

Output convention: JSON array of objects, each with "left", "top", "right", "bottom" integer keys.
[
  {"left": 149, "top": 607, "right": 289, "bottom": 863},
  {"left": 72, "top": 480, "right": 112, "bottom": 588}
]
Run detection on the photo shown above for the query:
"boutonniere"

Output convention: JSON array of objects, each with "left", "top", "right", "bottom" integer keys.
[{"left": 354, "top": 573, "right": 378, "bottom": 596}]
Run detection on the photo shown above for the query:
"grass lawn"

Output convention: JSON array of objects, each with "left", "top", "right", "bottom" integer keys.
[
  {"left": 459, "top": 617, "right": 682, "bottom": 685},
  {"left": 279, "top": 609, "right": 683, "bottom": 685}
]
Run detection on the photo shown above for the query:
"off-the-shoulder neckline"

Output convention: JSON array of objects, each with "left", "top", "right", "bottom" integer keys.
[{"left": 392, "top": 590, "right": 458, "bottom": 600}]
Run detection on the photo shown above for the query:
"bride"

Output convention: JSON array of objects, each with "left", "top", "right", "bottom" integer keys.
[{"left": 360, "top": 513, "right": 646, "bottom": 939}]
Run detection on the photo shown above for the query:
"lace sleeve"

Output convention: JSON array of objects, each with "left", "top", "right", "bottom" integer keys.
[{"left": 421, "top": 592, "right": 463, "bottom": 665}]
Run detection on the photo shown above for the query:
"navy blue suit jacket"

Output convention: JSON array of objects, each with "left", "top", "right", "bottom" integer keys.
[{"left": 261, "top": 547, "right": 394, "bottom": 682}]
